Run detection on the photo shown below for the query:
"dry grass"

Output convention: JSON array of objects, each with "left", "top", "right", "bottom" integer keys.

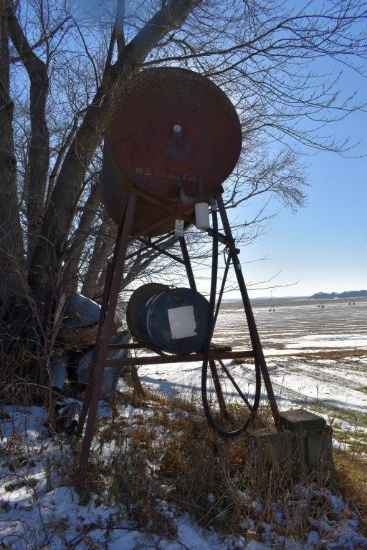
[
  {"left": 1, "top": 381, "right": 366, "bottom": 547},
  {"left": 290, "top": 349, "right": 367, "bottom": 361},
  {"left": 75, "top": 388, "right": 367, "bottom": 546},
  {"left": 334, "top": 450, "right": 367, "bottom": 537}
]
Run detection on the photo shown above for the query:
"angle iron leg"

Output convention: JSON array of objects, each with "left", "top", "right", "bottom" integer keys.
[
  {"left": 217, "top": 195, "right": 280, "bottom": 426},
  {"left": 78, "top": 192, "right": 138, "bottom": 476}
]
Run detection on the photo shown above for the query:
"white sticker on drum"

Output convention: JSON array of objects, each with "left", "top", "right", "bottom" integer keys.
[{"left": 168, "top": 305, "right": 197, "bottom": 339}]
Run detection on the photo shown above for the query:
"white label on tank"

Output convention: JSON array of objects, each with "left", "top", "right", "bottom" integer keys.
[
  {"left": 175, "top": 219, "right": 185, "bottom": 237},
  {"left": 168, "top": 305, "right": 197, "bottom": 339}
]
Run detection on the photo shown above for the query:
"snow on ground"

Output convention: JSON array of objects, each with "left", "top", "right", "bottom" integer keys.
[
  {"left": 1, "top": 398, "right": 367, "bottom": 550},
  {"left": 137, "top": 298, "right": 367, "bottom": 425},
  {"left": 0, "top": 405, "right": 233, "bottom": 550},
  {"left": 1, "top": 297, "right": 367, "bottom": 548}
]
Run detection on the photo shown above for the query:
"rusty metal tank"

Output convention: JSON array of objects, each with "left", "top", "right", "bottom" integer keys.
[{"left": 100, "top": 67, "right": 242, "bottom": 236}]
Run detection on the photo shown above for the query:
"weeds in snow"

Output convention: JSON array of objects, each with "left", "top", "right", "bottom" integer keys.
[{"left": 1, "top": 387, "right": 367, "bottom": 549}]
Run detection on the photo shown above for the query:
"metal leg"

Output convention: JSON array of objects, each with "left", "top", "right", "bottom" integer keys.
[
  {"left": 217, "top": 195, "right": 280, "bottom": 426},
  {"left": 77, "top": 260, "right": 114, "bottom": 433},
  {"left": 78, "top": 193, "right": 138, "bottom": 476}
]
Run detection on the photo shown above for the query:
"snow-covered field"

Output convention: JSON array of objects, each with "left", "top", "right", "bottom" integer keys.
[
  {"left": 139, "top": 298, "right": 367, "bottom": 447},
  {"left": 1, "top": 297, "right": 366, "bottom": 549},
  {"left": 219, "top": 298, "right": 367, "bottom": 415}
]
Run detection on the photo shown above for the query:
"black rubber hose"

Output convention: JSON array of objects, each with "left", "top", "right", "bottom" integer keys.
[
  {"left": 201, "top": 202, "right": 259, "bottom": 437},
  {"left": 201, "top": 201, "right": 221, "bottom": 432}
]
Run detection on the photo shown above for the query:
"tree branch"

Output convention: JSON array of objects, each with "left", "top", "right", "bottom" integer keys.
[{"left": 29, "top": 0, "right": 202, "bottom": 292}]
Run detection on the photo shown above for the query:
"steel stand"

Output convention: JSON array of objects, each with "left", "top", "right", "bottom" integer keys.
[{"left": 77, "top": 192, "right": 279, "bottom": 476}]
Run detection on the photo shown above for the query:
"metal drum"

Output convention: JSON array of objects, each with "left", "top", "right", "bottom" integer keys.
[
  {"left": 100, "top": 67, "right": 242, "bottom": 235},
  {"left": 126, "top": 283, "right": 168, "bottom": 342},
  {"left": 126, "top": 284, "right": 210, "bottom": 354}
]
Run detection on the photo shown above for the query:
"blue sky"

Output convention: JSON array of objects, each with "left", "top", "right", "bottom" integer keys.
[
  {"left": 220, "top": 2, "right": 367, "bottom": 299},
  {"left": 231, "top": 25, "right": 367, "bottom": 300},
  {"left": 239, "top": 125, "right": 367, "bottom": 298}
]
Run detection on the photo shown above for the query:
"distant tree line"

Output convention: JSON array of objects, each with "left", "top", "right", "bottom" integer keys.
[{"left": 310, "top": 291, "right": 367, "bottom": 299}]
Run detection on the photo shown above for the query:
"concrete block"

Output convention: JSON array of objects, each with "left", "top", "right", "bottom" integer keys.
[
  {"left": 250, "top": 409, "right": 334, "bottom": 475},
  {"left": 279, "top": 409, "right": 326, "bottom": 430}
]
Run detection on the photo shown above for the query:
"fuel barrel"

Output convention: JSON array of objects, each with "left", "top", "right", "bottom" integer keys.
[
  {"left": 126, "top": 284, "right": 209, "bottom": 354},
  {"left": 100, "top": 67, "right": 242, "bottom": 235}
]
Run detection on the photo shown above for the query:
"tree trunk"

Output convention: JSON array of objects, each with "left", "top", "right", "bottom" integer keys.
[
  {"left": 7, "top": 2, "right": 50, "bottom": 262},
  {"left": 0, "top": 4, "right": 44, "bottom": 400},
  {"left": 81, "top": 212, "right": 117, "bottom": 301},
  {"left": 63, "top": 182, "right": 101, "bottom": 294},
  {"left": 0, "top": 0, "right": 201, "bottom": 401},
  {"left": 0, "top": 3, "right": 26, "bottom": 310}
]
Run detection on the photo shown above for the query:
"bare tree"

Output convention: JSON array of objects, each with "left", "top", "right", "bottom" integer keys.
[
  {"left": 1, "top": 0, "right": 366, "bottom": 399},
  {"left": 0, "top": 1, "right": 26, "bottom": 307}
]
